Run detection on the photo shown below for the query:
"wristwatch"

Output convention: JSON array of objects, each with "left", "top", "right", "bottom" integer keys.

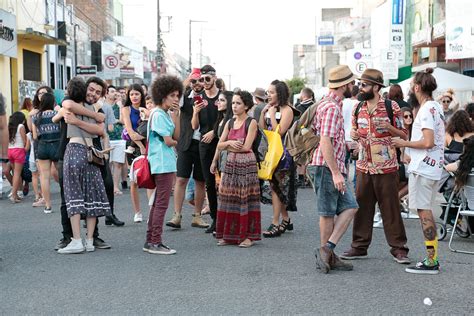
[{"left": 0, "top": 158, "right": 9, "bottom": 163}]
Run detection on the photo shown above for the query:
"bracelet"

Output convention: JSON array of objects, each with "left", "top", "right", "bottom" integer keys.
[{"left": 0, "top": 158, "right": 9, "bottom": 163}]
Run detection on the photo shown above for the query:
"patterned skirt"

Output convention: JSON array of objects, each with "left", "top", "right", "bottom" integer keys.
[
  {"left": 63, "top": 143, "right": 111, "bottom": 218},
  {"left": 269, "top": 158, "right": 298, "bottom": 212},
  {"left": 216, "top": 151, "right": 261, "bottom": 243}
]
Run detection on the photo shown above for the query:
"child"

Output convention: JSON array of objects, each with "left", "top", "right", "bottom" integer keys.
[{"left": 4, "top": 112, "right": 27, "bottom": 203}]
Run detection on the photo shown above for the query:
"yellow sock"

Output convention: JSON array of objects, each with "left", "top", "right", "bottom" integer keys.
[{"left": 424, "top": 239, "right": 438, "bottom": 265}]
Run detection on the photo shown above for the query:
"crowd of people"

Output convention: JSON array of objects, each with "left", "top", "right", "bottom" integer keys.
[{"left": 0, "top": 63, "right": 473, "bottom": 275}]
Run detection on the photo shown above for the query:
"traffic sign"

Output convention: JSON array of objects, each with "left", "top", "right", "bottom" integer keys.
[
  {"left": 103, "top": 54, "right": 120, "bottom": 79},
  {"left": 380, "top": 49, "right": 398, "bottom": 79}
]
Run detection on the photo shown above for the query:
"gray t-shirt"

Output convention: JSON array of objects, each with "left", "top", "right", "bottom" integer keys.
[
  {"left": 66, "top": 103, "right": 97, "bottom": 138},
  {"left": 102, "top": 102, "right": 117, "bottom": 127}
]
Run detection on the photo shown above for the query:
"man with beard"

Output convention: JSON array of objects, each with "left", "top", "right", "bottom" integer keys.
[
  {"left": 54, "top": 77, "right": 123, "bottom": 251},
  {"left": 191, "top": 65, "right": 220, "bottom": 234},
  {"left": 308, "top": 65, "right": 359, "bottom": 273},
  {"left": 166, "top": 68, "right": 209, "bottom": 229},
  {"left": 341, "top": 69, "right": 410, "bottom": 264}
]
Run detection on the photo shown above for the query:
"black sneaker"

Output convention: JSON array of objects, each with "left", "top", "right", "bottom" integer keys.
[
  {"left": 148, "top": 243, "right": 176, "bottom": 255},
  {"left": 93, "top": 238, "right": 111, "bottom": 249},
  {"left": 205, "top": 220, "right": 216, "bottom": 234},
  {"left": 121, "top": 181, "right": 128, "bottom": 190},
  {"left": 405, "top": 259, "right": 440, "bottom": 275},
  {"left": 143, "top": 242, "right": 151, "bottom": 252},
  {"left": 54, "top": 237, "right": 71, "bottom": 251}
]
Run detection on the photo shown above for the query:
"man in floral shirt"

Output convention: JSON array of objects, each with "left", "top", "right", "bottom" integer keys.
[{"left": 341, "top": 69, "right": 410, "bottom": 264}]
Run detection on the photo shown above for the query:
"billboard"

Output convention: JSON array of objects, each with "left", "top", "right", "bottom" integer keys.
[
  {"left": 0, "top": 9, "right": 17, "bottom": 58},
  {"left": 446, "top": 0, "right": 474, "bottom": 59}
]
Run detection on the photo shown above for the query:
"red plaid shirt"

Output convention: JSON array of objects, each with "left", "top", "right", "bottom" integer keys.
[
  {"left": 310, "top": 92, "right": 347, "bottom": 175},
  {"left": 352, "top": 98, "right": 407, "bottom": 174}
]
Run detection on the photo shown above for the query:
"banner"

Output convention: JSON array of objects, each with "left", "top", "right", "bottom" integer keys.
[
  {"left": 389, "top": 0, "right": 405, "bottom": 65},
  {"left": 0, "top": 9, "right": 17, "bottom": 58},
  {"left": 446, "top": 0, "right": 474, "bottom": 59}
]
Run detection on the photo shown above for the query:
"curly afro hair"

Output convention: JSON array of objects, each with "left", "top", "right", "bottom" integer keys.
[
  {"left": 446, "top": 110, "right": 473, "bottom": 137},
  {"left": 150, "top": 75, "right": 184, "bottom": 105},
  {"left": 233, "top": 90, "right": 254, "bottom": 112}
]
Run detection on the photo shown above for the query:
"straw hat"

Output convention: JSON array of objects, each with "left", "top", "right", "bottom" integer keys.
[{"left": 328, "top": 65, "right": 358, "bottom": 89}]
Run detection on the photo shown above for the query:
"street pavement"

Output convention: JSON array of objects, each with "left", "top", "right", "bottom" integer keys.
[{"left": 1, "top": 181, "right": 473, "bottom": 315}]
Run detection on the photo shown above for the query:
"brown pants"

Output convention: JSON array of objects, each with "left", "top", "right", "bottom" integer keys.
[{"left": 352, "top": 171, "right": 409, "bottom": 256}]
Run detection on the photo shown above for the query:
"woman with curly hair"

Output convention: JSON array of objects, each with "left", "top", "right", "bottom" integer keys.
[
  {"left": 143, "top": 75, "right": 183, "bottom": 255},
  {"left": 438, "top": 88, "right": 459, "bottom": 123},
  {"left": 444, "top": 110, "right": 474, "bottom": 153},
  {"left": 259, "top": 80, "right": 299, "bottom": 238},
  {"left": 211, "top": 90, "right": 261, "bottom": 248}
]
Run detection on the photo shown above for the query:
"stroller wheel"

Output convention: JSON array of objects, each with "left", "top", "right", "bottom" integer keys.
[{"left": 436, "top": 222, "right": 447, "bottom": 241}]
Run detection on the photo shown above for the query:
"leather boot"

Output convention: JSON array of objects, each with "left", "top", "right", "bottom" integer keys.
[
  {"left": 105, "top": 215, "right": 125, "bottom": 226},
  {"left": 330, "top": 252, "right": 354, "bottom": 271}
]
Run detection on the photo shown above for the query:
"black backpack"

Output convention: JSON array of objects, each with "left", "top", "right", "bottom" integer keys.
[{"left": 228, "top": 117, "right": 268, "bottom": 166}]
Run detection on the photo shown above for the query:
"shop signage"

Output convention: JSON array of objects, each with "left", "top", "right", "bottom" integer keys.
[{"left": 0, "top": 9, "right": 17, "bottom": 58}]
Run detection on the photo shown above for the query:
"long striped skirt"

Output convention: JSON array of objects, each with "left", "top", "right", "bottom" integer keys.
[{"left": 216, "top": 151, "right": 261, "bottom": 243}]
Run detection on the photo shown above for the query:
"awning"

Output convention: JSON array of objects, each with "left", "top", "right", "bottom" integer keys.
[
  {"left": 17, "top": 30, "right": 67, "bottom": 46},
  {"left": 389, "top": 65, "right": 412, "bottom": 84}
]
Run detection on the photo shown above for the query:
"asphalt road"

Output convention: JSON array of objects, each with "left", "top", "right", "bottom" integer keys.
[{"left": 1, "top": 181, "right": 473, "bottom": 315}]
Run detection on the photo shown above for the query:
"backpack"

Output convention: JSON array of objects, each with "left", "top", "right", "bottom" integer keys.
[
  {"left": 284, "top": 100, "right": 321, "bottom": 166},
  {"left": 228, "top": 117, "right": 268, "bottom": 166}
]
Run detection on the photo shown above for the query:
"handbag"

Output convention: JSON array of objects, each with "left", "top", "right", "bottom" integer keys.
[
  {"left": 258, "top": 125, "right": 284, "bottom": 180},
  {"left": 134, "top": 112, "right": 155, "bottom": 189},
  {"left": 79, "top": 131, "right": 105, "bottom": 167}
]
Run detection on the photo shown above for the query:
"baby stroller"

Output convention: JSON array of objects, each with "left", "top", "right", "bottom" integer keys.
[{"left": 437, "top": 163, "right": 473, "bottom": 241}]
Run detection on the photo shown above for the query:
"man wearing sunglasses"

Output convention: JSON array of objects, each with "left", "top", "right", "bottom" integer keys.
[
  {"left": 191, "top": 64, "right": 220, "bottom": 234},
  {"left": 167, "top": 68, "right": 210, "bottom": 230},
  {"left": 341, "top": 69, "right": 410, "bottom": 265}
]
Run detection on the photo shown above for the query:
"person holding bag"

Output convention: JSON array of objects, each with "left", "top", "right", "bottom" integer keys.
[
  {"left": 142, "top": 75, "right": 183, "bottom": 255},
  {"left": 259, "top": 80, "right": 299, "bottom": 238}
]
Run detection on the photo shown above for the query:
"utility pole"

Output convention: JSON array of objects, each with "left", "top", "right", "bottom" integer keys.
[
  {"left": 188, "top": 20, "right": 206, "bottom": 73},
  {"left": 156, "top": 0, "right": 162, "bottom": 75}
]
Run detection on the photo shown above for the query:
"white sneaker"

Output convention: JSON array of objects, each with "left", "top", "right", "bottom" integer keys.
[
  {"left": 57, "top": 238, "right": 85, "bottom": 254},
  {"left": 134, "top": 212, "right": 143, "bottom": 223},
  {"left": 43, "top": 207, "right": 53, "bottom": 214},
  {"left": 373, "top": 212, "right": 382, "bottom": 222},
  {"left": 373, "top": 219, "right": 384, "bottom": 228},
  {"left": 85, "top": 239, "right": 95, "bottom": 252}
]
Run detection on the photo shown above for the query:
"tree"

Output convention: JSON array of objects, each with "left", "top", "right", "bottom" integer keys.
[{"left": 285, "top": 77, "right": 306, "bottom": 103}]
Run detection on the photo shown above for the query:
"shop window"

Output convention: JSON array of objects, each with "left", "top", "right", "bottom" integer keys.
[{"left": 23, "top": 50, "right": 41, "bottom": 81}]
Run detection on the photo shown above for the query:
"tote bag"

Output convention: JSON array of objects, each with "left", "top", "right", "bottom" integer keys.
[
  {"left": 134, "top": 111, "right": 156, "bottom": 189},
  {"left": 258, "top": 125, "right": 284, "bottom": 180}
]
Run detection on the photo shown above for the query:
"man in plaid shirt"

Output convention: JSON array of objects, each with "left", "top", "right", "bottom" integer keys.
[{"left": 308, "top": 65, "right": 359, "bottom": 274}]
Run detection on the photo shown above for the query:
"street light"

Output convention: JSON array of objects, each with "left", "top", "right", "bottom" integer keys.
[{"left": 189, "top": 20, "right": 207, "bottom": 73}]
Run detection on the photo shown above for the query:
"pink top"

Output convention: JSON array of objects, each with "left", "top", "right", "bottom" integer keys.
[{"left": 228, "top": 119, "right": 251, "bottom": 153}]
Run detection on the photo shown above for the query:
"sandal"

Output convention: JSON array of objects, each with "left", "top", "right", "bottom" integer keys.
[
  {"left": 263, "top": 224, "right": 281, "bottom": 238},
  {"left": 279, "top": 218, "right": 294, "bottom": 234},
  {"left": 217, "top": 239, "right": 230, "bottom": 246},
  {"left": 239, "top": 239, "right": 254, "bottom": 248}
]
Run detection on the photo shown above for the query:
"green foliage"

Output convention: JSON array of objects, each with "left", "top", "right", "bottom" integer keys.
[{"left": 285, "top": 77, "right": 306, "bottom": 101}]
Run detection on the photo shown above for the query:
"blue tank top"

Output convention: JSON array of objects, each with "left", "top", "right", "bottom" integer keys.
[{"left": 130, "top": 106, "right": 141, "bottom": 131}]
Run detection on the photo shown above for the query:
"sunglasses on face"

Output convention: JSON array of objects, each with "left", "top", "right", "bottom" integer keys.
[
  {"left": 404, "top": 114, "right": 412, "bottom": 119},
  {"left": 202, "top": 76, "right": 213, "bottom": 83},
  {"left": 358, "top": 82, "right": 373, "bottom": 88},
  {"left": 190, "top": 78, "right": 205, "bottom": 84},
  {"left": 442, "top": 99, "right": 451, "bottom": 104}
]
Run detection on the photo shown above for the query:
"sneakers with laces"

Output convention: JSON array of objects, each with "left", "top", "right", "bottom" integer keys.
[
  {"left": 373, "top": 219, "right": 383, "bottom": 228},
  {"left": 93, "top": 238, "right": 111, "bottom": 249},
  {"left": 143, "top": 242, "right": 151, "bottom": 252},
  {"left": 43, "top": 207, "right": 52, "bottom": 214},
  {"left": 405, "top": 259, "right": 440, "bottom": 274},
  {"left": 57, "top": 238, "right": 85, "bottom": 254},
  {"left": 191, "top": 214, "right": 209, "bottom": 228},
  {"left": 166, "top": 213, "right": 182, "bottom": 229},
  {"left": 148, "top": 243, "right": 176, "bottom": 255},
  {"left": 85, "top": 239, "right": 95, "bottom": 252},
  {"left": 134, "top": 212, "right": 143, "bottom": 223},
  {"left": 54, "top": 237, "right": 72, "bottom": 250}
]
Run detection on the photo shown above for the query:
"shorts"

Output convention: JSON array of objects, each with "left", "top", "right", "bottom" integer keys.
[
  {"left": 37, "top": 140, "right": 59, "bottom": 161},
  {"left": 8, "top": 148, "right": 26, "bottom": 164},
  {"left": 109, "top": 140, "right": 126, "bottom": 163},
  {"left": 29, "top": 161, "right": 38, "bottom": 173},
  {"left": 307, "top": 165, "right": 358, "bottom": 217},
  {"left": 408, "top": 173, "right": 438, "bottom": 210},
  {"left": 176, "top": 140, "right": 204, "bottom": 182}
]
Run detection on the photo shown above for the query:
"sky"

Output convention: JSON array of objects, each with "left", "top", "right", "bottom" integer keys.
[{"left": 121, "top": 0, "right": 323, "bottom": 91}]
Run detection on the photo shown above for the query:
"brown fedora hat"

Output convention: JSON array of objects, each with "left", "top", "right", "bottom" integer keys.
[
  {"left": 252, "top": 87, "right": 268, "bottom": 101},
  {"left": 359, "top": 68, "right": 386, "bottom": 87},
  {"left": 328, "top": 65, "right": 358, "bottom": 89}
]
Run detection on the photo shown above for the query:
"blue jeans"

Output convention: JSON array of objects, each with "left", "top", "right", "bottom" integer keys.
[{"left": 185, "top": 177, "right": 195, "bottom": 201}]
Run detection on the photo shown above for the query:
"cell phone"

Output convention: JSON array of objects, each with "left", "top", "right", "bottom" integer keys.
[{"left": 193, "top": 95, "right": 203, "bottom": 104}]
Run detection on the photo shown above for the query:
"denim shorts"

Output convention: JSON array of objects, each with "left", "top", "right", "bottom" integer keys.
[
  {"left": 37, "top": 140, "right": 60, "bottom": 161},
  {"left": 307, "top": 165, "right": 358, "bottom": 217}
]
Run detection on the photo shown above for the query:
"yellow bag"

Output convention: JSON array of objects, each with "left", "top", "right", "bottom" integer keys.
[{"left": 258, "top": 125, "right": 284, "bottom": 180}]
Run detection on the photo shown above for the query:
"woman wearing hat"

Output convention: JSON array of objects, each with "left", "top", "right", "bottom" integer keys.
[{"left": 259, "top": 80, "right": 299, "bottom": 238}]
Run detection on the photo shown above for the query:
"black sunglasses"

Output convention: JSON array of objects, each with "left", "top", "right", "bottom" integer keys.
[
  {"left": 404, "top": 114, "right": 412, "bottom": 119},
  {"left": 202, "top": 76, "right": 213, "bottom": 83},
  {"left": 358, "top": 82, "right": 373, "bottom": 88},
  {"left": 442, "top": 99, "right": 451, "bottom": 104},
  {"left": 190, "top": 78, "right": 205, "bottom": 84}
]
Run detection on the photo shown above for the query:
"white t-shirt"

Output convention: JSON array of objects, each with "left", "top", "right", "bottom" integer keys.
[
  {"left": 8, "top": 124, "right": 25, "bottom": 149},
  {"left": 407, "top": 100, "right": 445, "bottom": 180},
  {"left": 342, "top": 98, "right": 358, "bottom": 141}
]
